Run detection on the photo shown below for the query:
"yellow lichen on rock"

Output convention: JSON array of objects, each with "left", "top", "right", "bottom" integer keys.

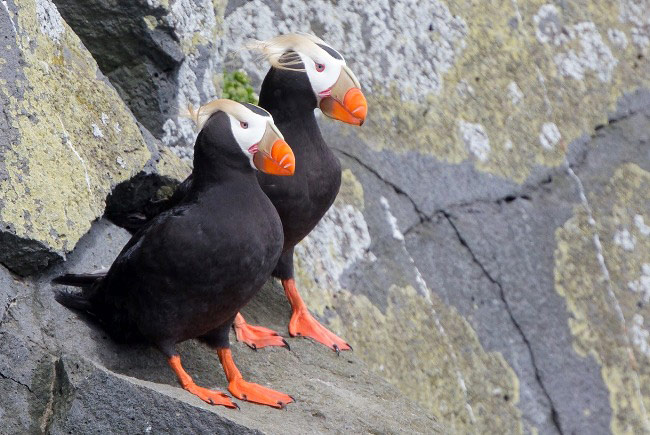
[
  {"left": 359, "top": 0, "right": 650, "bottom": 183},
  {"left": 293, "top": 170, "right": 522, "bottom": 433},
  {"left": 555, "top": 163, "right": 650, "bottom": 433},
  {"left": 0, "top": 0, "right": 149, "bottom": 269},
  {"left": 335, "top": 169, "right": 365, "bottom": 210}
]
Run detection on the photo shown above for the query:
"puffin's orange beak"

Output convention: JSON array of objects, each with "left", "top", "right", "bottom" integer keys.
[
  {"left": 318, "top": 64, "right": 367, "bottom": 126},
  {"left": 253, "top": 139, "right": 295, "bottom": 176},
  {"left": 320, "top": 88, "right": 367, "bottom": 126}
]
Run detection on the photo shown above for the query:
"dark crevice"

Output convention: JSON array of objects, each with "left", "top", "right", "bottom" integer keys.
[
  {"left": 604, "top": 108, "right": 640, "bottom": 129},
  {"left": 333, "top": 146, "right": 550, "bottom": 238},
  {"left": 442, "top": 211, "right": 564, "bottom": 435},
  {"left": 402, "top": 189, "right": 535, "bottom": 237},
  {"left": 333, "top": 147, "right": 428, "bottom": 220},
  {"left": 0, "top": 370, "right": 34, "bottom": 394},
  {"left": 42, "top": 358, "right": 67, "bottom": 434}
]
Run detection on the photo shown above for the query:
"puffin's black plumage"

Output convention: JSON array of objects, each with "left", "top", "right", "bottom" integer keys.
[
  {"left": 255, "top": 66, "right": 342, "bottom": 277},
  {"left": 117, "top": 35, "right": 367, "bottom": 353},
  {"left": 130, "top": 67, "right": 340, "bottom": 264},
  {"left": 54, "top": 108, "right": 294, "bottom": 408}
]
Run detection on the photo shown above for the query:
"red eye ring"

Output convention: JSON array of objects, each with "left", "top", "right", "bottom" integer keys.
[
  {"left": 315, "top": 62, "right": 325, "bottom": 72},
  {"left": 240, "top": 121, "right": 248, "bottom": 129}
]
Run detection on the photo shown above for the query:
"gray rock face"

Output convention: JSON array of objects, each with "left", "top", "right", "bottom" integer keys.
[
  {"left": 2, "top": 0, "right": 650, "bottom": 433},
  {"left": 52, "top": 0, "right": 184, "bottom": 134},
  {"left": 0, "top": 0, "right": 151, "bottom": 276},
  {"left": 51, "top": 0, "right": 224, "bottom": 156}
]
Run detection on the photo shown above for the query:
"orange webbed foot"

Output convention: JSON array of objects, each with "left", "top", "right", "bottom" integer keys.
[
  {"left": 234, "top": 313, "right": 290, "bottom": 350},
  {"left": 282, "top": 278, "right": 352, "bottom": 354},
  {"left": 228, "top": 377, "right": 294, "bottom": 409},
  {"left": 218, "top": 347, "right": 294, "bottom": 409},
  {"left": 168, "top": 355, "right": 237, "bottom": 408},
  {"left": 185, "top": 383, "right": 238, "bottom": 408},
  {"left": 289, "top": 308, "right": 352, "bottom": 354}
]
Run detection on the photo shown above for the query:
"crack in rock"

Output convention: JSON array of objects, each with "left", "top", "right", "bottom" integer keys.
[
  {"left": 442, "top": 211, "right": 564, "bottom": 435},
  {"left": 333, "top": 146, "right": 545, "bottom": 238},
  {"left": 333, "top": 147, "right": 428, "bottom": 220},
  {"left": 0, "top": 369, "right": 34, "bottom": 394}
]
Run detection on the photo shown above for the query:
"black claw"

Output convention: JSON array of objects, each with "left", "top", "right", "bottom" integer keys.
[
  {"left": 282, "top": 339, "right": 291, "bottom": 351},
  {"left": 288, "top": 395, "right": 296, "bottom": 402},
  {"left": 333, "top": 344, "right": 340, "bottom": 356},
  {"left": 347, "top": 343, "right": 353, "bottom": 351},
  {"left": 208, "top": 398, "right": 215, "bottom": 405},
  {"left": 251, "top": 343, "right": 257, "bottom": 351},
  {"left": 233, "top": 402, "right": 240, "bottom": 410}
]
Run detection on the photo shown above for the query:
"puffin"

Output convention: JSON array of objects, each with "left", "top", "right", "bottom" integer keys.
[
  {"left": 52, "top": 99, "right": 296, "bottom": 408},
  {"left": 117, "top": 34, "right": 367, "bottom": 353}
]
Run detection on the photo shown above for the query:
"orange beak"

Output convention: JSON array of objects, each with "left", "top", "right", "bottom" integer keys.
[
  {"left": 318, "top": 64, "right": 367, "bottom": 126},
  {"left": 253, "top": 139, "right": 295, "bottom": 176},
  {"left": 320, "top": 88, "right": 367, "bottom": 126}
]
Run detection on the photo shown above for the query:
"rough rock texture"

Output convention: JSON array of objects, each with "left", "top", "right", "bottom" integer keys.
[
  {"left": 0, "top": 219, "right": 441, "bottom": 434},
  {"left": 0, "top": 0, "right": 152, "bottom": 275},
  {"left": 52, "top": 0, "right": 226, "bottom": 157},
  {"left": 2, "top": 0, "right": 650, "bottom": 433},
  {"left": 217, "top": 2, "right": 649, "bottom": 433}
]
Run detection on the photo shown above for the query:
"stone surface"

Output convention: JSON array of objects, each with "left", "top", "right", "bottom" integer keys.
[
  {"left": 0, "top": 0, "right": 151, "bottom": 275},
  {"left": 0, "top": 219, "right": 441, "bottom": 434},
  {"left": 213, "top": 3, "right": 650, "bottom": 432},
  {"left": 52, "top": 0, "right": 226, "bottom": 157},
  {"left": 1, "top": 0, "right": 650, "bottom": 433}
]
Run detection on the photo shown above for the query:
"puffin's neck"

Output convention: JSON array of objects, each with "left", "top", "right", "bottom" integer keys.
[
  {"left": 258, "top": 71, "right": 327, "bottom": 153},
  {"left": 258, "top": 66, "right": 317, "bottom": 121},
  {"left": 192, "top": 146, "right": 258, "bottom": 189}
]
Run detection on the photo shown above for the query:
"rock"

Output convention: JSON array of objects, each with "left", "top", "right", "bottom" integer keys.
[
  {"left": 0, "top": 0, "right": 151, "bottom": 276},
  {"left": 0, "top": 218, "right": 442, "bottom": 434},
  {"left": 215, "top": 3, "right": 650, "bottom": 433},
  {"left": 2, "top": 0, "right": 650, "bottom": 433},
  {"left": 52, "top": 0, "right": 226, "bottom": 157}
]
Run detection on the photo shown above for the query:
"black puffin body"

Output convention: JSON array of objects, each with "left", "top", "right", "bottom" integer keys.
[
  {"left": 117, "top": 34, "right": 367, "bottom": 353},
  {"left": 256, "top": 66, "right": 341, "bottom": 277},
  {"left": 54, "top": 104, "right": 296, "bottom": 408}
]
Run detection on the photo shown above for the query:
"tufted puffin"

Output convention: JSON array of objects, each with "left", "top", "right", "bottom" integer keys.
[
  {"left": 53, "top": 99, "right": 296, "bottom": 408},
  {"left": 118, "top": 34, "right": 367, "bottom": 353}
]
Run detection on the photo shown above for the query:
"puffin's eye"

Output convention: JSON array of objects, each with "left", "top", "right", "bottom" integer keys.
[
  {"left": 315, "top": 62, "right": 325, "bottom": 72},
  {"left": 240, "top": 121, "right": 248, "bottom": 129}
]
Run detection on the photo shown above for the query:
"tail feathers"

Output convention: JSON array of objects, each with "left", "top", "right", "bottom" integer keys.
[
  {"left": 51, "top": 271, "right": 106, "bottom": 287},
  {"left": 53, "top": 289, "right": 94, "bottom": 312}
]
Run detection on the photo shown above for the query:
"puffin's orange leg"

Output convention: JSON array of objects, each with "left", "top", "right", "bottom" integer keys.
[
  {"left": 217, "top": 348, "right": 294, "bottom": 409},
  {"left": 233, "top": 313, "right": 290, "bottom": 350},
  {"left": 282, "top": 278, "right": 352, "bottom": 354},
  {"left": 168, "top": 355, "right": 237, "bottom": 408}
]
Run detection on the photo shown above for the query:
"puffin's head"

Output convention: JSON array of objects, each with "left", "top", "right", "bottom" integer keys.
[
  {"left": 188, "top": 99, "right": 295, "bottom": 176},
  {"left": 248, "top": 33, "right": 367, "bottom": 126}
]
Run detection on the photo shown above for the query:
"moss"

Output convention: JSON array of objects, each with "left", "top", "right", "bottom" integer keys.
[
  {"left": 356, "top": 0, "right": 650, "bottom": 183},
  {"left": 555, "top": 164, "right": 650, "bottom": 433},
  {"left": 222, "top": 70, "right": 258, "bottom": 104},
  {"left": 0, "top": 0, "right": 149, "bottom": 257},
  {"left": 292, "top": 274, "right": 523, "bottom": 433},
  {"left": 334, "top": 169, "right": 364, "bottom": 210}
]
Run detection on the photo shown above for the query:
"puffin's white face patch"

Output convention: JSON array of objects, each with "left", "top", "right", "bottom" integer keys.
[
  {"left": 227, "top": 106, "right": 273, "bottom": 168},
  {"left": 297, "top": 50, "right": 346, "bottom": 100}
]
